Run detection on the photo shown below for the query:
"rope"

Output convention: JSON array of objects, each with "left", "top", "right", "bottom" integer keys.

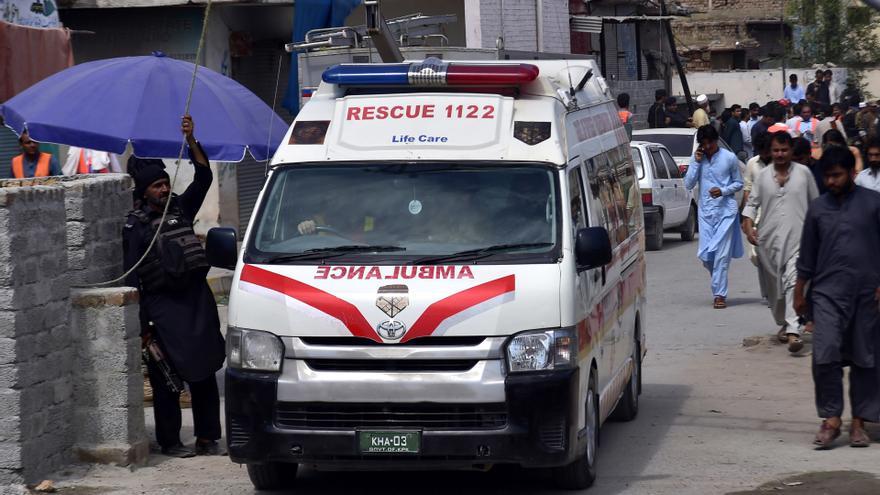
[
  {"left": 264, "top": 51, "right": 284, "bottom": 177},
  {"left": 73, "top": 0, "right": 214, "bottom": 289}
]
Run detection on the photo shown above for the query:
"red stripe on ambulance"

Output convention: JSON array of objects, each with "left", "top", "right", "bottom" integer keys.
[
  {"left": 240, "top": 264, "right": 381, "bottom": 342},
  {"left": 401, "top": 275, "right": 516, "bottom": 343}
]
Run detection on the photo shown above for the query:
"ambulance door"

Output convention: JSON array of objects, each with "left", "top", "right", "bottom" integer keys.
[
  {"left": 581, "top": 155, "right": 621, "bottom": 384},
  {"left": 567, "top": 162, "right": 593, "bottom": 369}
]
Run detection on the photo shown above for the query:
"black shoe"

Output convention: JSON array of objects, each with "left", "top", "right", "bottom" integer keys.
[
  {"left": 161, "top": 443, "right": 195, "bottom": 458},
  {"left": 195, "top": 440, "right": 226, "bottom": 456}
]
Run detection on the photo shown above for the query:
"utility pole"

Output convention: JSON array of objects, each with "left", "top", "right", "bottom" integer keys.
[
  {"left": 780, "top": 1, "right": 786, "bottom": 94},
  {"left": 658, "top": 0, "right": 694, "bottom": 114}
]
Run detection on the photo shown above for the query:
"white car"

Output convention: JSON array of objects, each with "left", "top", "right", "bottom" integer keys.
[
  {"left": 633, "top": 127, "right": 746, "bottom": 205},
  {"left": 631, "top": 141, "right": 696, "bottom": 251}
]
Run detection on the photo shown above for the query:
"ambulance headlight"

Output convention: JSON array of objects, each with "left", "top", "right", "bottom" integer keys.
[
  {"left": 506, "top": 328, "right": 577, "bottom": 373},
  {"left": 227, "top": 327, "right": 284, "bottom": 372}
]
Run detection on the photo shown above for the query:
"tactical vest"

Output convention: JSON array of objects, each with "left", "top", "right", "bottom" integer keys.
[{"left": 128, "top": 206, "right": 208, "bottom": 292}]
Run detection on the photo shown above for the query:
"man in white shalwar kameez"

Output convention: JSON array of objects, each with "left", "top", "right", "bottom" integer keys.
[{"left": 742, "top": 132, "right": 819, "bottom": 353}]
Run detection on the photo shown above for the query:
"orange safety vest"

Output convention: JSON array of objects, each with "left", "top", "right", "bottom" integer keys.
[
  {"left": 618, "top": 110, "right": 632, "bottom": 124},
  {"left": 11, "top": 153, "right": 51, "bottom": 179},
  {"left": 77, "top": 149, "right": 108, "bottom": 174},
  {"left": 791, "top": 117, "right": 818, "bottom": 138}
]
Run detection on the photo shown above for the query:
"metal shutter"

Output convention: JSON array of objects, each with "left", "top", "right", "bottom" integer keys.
[
  {"left": 0, "top": 127, "right": 19, "bottom": 179},
  {"left": 231, "top": 40, "right": 294, "bottom": 234}
]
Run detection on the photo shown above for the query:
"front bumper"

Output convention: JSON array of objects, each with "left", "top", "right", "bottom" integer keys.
[{"left": 225, "top": 366, "right": 583, "bottom": 470}]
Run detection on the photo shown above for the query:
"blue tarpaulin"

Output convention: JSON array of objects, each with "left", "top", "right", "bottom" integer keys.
[{"left": 282, "top": 0, "right": 362, "bottom": 115}]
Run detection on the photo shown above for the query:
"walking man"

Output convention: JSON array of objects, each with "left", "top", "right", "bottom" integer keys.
[
  {"left": 684, "top": 125, "right": 744, "bottom": 309},
  {"left": 647, "top": 89, "right": 667, "bottom": 129},
  {"left": 795, "top": 145, "right": 880, "bottom": 448},
  {"left": 123, "top": 116, "right": 226, "bottom": 457},
  {"left": 11, "top": 131, "right": 62, "bottom": 178},
  {"left": 742, "top": 132, "right": 819, "bottom": 353},
  {"left": 784, "top": 74, "right": 806, "bottom": 104},
  {"left": 855, "top": 138, "right": 880, "bottom": 193},
  {"left": 691, "top": 95, "right": 710, "bottom": 128}
]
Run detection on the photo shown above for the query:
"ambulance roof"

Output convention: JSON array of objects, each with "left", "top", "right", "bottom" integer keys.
[{"left": 271, "top": 59, "right": 615, "bottom": 166}]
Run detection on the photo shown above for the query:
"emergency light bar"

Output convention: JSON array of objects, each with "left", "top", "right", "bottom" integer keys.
[{"left": 322, "top": 59, "right": 540, "bottom": 87}]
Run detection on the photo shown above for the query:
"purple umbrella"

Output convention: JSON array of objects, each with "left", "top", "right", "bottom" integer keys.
[{"left": 0, "top": 52, "right": 287, "bottom": 162}]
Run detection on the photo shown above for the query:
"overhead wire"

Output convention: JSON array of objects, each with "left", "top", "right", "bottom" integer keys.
[{"left": 72, "top": 0, "right": 215, "bottom": 288}]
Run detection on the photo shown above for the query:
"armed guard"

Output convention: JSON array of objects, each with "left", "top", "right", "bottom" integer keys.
[{"left": 123, "top": 116, "right": 225, "bottom": 458}]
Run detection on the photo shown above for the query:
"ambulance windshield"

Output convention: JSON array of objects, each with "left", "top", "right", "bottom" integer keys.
[{"left": 247, "top": 163, "right": 559, "bottom": 264}]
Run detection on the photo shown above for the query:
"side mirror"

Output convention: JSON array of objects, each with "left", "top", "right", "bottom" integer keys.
[
  {"left": 206, "top": 227, "right": 238, "bottom": 270},
  {"left": 575, "top": 227, "right": 612, "bottom": 271}
]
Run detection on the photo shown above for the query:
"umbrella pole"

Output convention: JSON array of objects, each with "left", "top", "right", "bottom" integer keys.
[{"left": 73, "top": 0, "right": 216, "bottom": 288}]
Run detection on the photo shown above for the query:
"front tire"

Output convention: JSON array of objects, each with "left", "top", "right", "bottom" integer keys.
[
  {"left": 247, "top": 462, "right": 298, "bottom": 491},
  {"left": 554, "top": 370, "right": 599, "bottom": 490}
]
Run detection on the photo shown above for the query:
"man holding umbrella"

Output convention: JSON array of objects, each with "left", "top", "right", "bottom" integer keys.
[{"left": 123, "top": 116, "right": 225, "bottom": 457}]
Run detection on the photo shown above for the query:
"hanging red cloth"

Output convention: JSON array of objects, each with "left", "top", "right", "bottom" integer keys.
[{"left": 0, "top": 20, "right": 74, "bottom": 102}]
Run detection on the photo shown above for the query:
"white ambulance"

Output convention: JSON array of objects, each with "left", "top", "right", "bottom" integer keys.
[{"left": 206, "top": 58, "right": 647, "bottom": 491}]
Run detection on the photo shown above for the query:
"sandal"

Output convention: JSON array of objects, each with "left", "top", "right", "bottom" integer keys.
[
  {"left": 713, "top": 296, "right": 727, "bottom": 309},
  {"left": 787, "top": 334, "right": 804, "bottom": 353},
  {"left": 777, "top": 327, "right": 789, "bottom": 343},
  {"left": 814, "top": 421, "right": 841, "bottom": 449}
]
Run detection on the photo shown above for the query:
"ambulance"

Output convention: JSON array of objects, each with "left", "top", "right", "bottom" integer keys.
[{"left": 206, "top": 58, "right": 647, "bottom": 491}]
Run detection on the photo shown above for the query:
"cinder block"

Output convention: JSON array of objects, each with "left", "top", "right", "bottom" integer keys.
[
  {"left": 0, "top": 338, "right": 14, "bottom": 366},
  {"left": 0, "top": 365, "right": 18, "bottom": 389}
]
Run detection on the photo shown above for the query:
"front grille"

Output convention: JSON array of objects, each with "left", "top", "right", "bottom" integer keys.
[
  {"left": 227, "top": 414, "right": 251, "bottom": 448},
  {"left": 304, "top": 359, "right": 478, "bottom": 372},
  {"left": 276, "top": 402, "right": 508, "bottom": 430},
  {"left": 299, "top": 336, "right": 486, "bottom": 347}
]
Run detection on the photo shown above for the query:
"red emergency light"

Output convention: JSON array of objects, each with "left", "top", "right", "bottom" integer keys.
[{"left": 322, "top": 59, "right": 539, "bottom": 87}]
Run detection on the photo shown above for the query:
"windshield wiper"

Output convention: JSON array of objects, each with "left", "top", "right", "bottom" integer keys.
[
  {"left": 414, "top": 242, "right": 553, "bottom": 265},
  {"left": 261, "top": 245, "right": 406, "bottom": 263}
]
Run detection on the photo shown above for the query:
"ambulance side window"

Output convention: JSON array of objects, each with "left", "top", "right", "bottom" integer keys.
[
  {"left": 567, "top": 167, "right": 587, "bottom": 239},
  {"left": 613, "top": 143, "right": 642, "bottom": 237},
  {"left": 586, "top": 154, "right": 622, "bottom": 248}
]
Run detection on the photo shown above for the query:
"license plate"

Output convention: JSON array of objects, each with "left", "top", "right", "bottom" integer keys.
[{"left": 358, "top": 431, "right": 421, "bottom": 454}]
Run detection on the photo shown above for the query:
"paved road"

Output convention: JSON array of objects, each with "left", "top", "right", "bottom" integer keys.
[{"left": 57, "top": 233, "right": 880, "bottom": 494}]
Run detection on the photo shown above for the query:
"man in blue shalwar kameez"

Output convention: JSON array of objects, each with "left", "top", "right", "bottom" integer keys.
[{"left": 685, "top": 125, "right": 745, "bottom": 308}]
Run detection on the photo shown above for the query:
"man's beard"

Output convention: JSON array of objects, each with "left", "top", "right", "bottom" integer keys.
[
  {"left": 870, "top": 161, "right": 880, "bottom": 171},
  {"left": 147, "top": 195, "right": 168, "bottom": 208}
]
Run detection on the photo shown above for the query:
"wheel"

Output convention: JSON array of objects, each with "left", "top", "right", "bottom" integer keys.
[
  {"left": 680, "top": 205, "right": 697, "bottom": 242},
  {"left": 554, "top": 370, "right": 599, "bottom": 490},
  {"left": 646, "top": 217, "right": 664, "bottom": 251},
  {"left": 610, "top": 332, "right": 641, "bottom": 422},
  {"left": 247, "top": 462, "right": 298, "bottom": 491}
]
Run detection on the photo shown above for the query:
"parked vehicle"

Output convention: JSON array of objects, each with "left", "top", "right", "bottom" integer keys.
[
  {"left": 631, "top": 141, "right": 696, "bottom": 251},
  {"left": 206, "top": 58, "right": 647, "bottom": 491}
]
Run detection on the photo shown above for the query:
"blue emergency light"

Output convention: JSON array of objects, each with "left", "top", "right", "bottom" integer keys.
[{"left": 322, "top": 59, "right": 539, "bottom": 87}]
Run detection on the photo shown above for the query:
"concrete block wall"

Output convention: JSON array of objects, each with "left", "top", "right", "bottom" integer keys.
[
  {"left": 610, "top": 79, "right": 667, "bottom": 130},
  {"left": 0, "top": 175, "right": 144, "bottom": 489},
  {"left": 70, "top": 288, "right": 147, "bottom": 466},
  {"left": 0, "top": 182, "right": 72, "bottom": 486},
  {"left": 61, "top": 175, "right": 132, "bottom": 286}
]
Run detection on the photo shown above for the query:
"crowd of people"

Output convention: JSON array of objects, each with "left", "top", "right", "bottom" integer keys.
[
  {"left": 670, "top": 80, "right": 880, "bottom": 449},
  {"left": 642, "top": 71, "right": 879, "bottom": 166}
]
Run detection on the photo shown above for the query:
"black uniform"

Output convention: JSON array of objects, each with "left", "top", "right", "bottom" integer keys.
[
  {"left": 123, "top": 149, "right": 225, "bottom": 449},
  {"left": 647, "top": 101, "right": 666, "bottom": 129},
  {"left": 797, "top": 186, "right": 880, "bottom": 422}
]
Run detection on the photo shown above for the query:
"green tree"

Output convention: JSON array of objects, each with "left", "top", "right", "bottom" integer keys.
[{"left": 788, "top": 0, "right": 880, "bottom": 67}]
